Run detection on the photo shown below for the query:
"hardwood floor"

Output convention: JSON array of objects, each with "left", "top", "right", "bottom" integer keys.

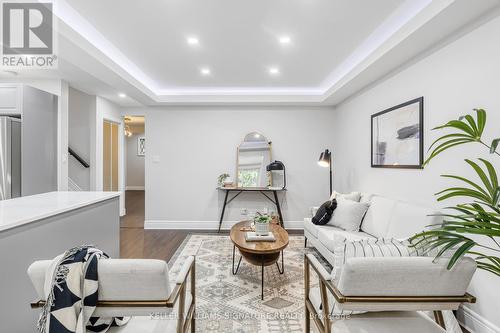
[{"left": 120, "top": 190, "right": 302, "bottom": 262}]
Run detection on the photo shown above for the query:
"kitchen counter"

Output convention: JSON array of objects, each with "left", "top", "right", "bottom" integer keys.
[
  {"left": 0, "top": 190, "right": 121, "bottom": 332},
  {"left": 0, "top": 191, "right": 120, "bottom": 232}
]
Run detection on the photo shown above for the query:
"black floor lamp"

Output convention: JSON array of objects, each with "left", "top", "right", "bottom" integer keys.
[{"left": 318, "top": 149, "right": 332, "bottom": 196}]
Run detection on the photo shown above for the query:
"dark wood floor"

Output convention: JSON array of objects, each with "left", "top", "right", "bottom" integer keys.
[
  {"left": 120, "top": 190, "right": 193, "bottom": 261},
  {"left": 120, "top": 190, "right": 302, "bottom": 262}
]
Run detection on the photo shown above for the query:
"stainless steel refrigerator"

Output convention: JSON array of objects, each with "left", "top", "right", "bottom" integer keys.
[{"left": 0, "top": 116, "right": 21, "bottom": 200}]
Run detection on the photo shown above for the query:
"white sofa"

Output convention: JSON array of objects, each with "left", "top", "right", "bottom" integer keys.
[{"left": 304, "top": 193, "right": 441, "bottom": 265}]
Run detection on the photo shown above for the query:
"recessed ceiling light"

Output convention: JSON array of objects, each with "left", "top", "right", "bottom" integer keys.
[
  {"left": 187, "top": 36, "right": 199, "bottom": 46},
  {"left": 268, "top": 67, "right": 280, "bottom": 75},
  {"left": 279, "top": 36, "right": 291, "bottom": 45},
  {"left": 200, "top": 67, "right": 211, "bottom": 76},
  {"left": 118, "top": 93, "right": 126, "bottom": 98}
]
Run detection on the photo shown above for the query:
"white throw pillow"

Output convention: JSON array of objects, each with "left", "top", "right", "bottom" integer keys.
[
  {"left": 327, "top": 198, "right": 369, "bottom": 231},
  {"left": 330, "top": 191, "right": 361, "bottom": 202}
]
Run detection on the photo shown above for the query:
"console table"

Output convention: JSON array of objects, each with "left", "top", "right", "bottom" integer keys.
[{"left": 217, "top": 187, "right": 286, "bottom": 232}]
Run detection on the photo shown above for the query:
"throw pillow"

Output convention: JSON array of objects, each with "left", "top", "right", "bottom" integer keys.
[
  {"left": 327, "top": 198, "right": 369, "bottom": 231},
  {"left": 312, "top": 199, "right": 338, "bottom": 225},
  {"left": 329, "top": 191, "right": 361, "bottom": 202}
]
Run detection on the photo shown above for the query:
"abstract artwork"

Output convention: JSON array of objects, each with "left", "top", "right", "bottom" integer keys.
[
  {"left": 137, "top": 136, "right": 145, "bottom": 156},
  {"left": 371, "top": 97, "right": 423, "bottom": 168}
]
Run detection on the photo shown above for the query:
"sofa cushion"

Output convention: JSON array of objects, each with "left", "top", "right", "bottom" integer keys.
[
  {"left": 327, "top": 198, "right": 369, "bottom": 231},
  {"left": 386, "top": 201, "right": 441, "bottom": 239},
  {"left": 317, "top": 226, "right": 373, "bottom": 253},
  {"left": 360, "top": 196, "right": 396, "bottom": 237},
  {"left": 330, "top": 191, "right": 361, "bottom": 202},
  {"left": 304, "top": 217, "right": 319, "bottom": 237},
  {"left": 359, "top": 192, "right": 374, "bottom": 204}
]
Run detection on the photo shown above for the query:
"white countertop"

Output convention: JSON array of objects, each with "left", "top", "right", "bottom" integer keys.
[{"left": 0, "top": 191, "right": 120, "bottom": 232}]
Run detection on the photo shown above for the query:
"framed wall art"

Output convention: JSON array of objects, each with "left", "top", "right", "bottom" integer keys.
[
  {"left": 137, "top": 136, "right": 145, "bottom": 156},
  {"left": 371, "top": 97, "right": 423, "bottom": 169}
]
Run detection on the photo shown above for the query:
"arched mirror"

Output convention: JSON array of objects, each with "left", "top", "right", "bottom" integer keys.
[{"left": 236, "top": 132, "right": 272, "bottom": 188}]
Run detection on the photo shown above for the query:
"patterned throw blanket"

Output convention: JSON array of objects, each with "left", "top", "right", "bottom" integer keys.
[{"left": 38, "top": 245, "right": 129, "bottom": 333}]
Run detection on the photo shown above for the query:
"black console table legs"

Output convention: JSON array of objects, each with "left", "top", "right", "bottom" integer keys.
[{"left": 218, "top": 189, "right": 285, "bottom": 233}]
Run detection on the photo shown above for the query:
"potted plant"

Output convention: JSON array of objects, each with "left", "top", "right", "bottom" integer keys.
[
  {"left": 254, "top": 212, "right": 272, "bottom": 236},
  {"left": 217, "top": 173, "right": 230, "bottom": 187},
  {"left": 411, "top": 109, "right": 499, "bottom": 276}
]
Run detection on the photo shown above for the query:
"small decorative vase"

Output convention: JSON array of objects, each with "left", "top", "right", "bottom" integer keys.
[{"left": 255, "top": 222, "right": 269, "bottom": 236}]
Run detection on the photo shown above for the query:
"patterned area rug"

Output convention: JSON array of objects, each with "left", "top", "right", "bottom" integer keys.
[{"left": 168, "top": 234, "right": 323, "bottom": 333}]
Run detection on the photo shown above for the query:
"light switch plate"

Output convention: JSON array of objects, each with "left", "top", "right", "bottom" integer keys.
[{"left": 152, "top": 155, "right": 160, "bottom": 163}]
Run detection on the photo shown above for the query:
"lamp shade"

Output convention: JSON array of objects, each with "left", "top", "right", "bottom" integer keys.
[
  {"left": 266, "top": 160, "right": 285, "bottom": 171},
  {"left": 318, "top": 149, "right": 331, "bottom": 167}
]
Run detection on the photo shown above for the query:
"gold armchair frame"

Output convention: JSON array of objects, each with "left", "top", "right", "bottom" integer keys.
[
  {"left": 31, "top": 257, "right": 196, "bottom": 333},
  {"left": 304, "top": 255, "right": 476, "bottom": 333}
]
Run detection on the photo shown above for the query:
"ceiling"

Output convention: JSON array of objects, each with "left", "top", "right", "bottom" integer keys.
[
  {"left": 3, "top": 0, "right": 500, "bottom": 106},
  {"left": 65, "top": 0, "right": 401, "bottom": 89}
]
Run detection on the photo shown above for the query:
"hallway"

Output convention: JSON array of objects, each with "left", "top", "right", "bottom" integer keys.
[{"left": 120, "top": 190, "right": 192, "bottom": 261}]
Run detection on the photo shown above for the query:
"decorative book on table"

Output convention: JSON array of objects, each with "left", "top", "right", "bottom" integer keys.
[{"left": 245, "top": 232, "right": 276, "bottom": 242}]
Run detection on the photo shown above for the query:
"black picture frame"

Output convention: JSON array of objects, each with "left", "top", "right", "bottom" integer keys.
[{"left": 371, "top": 97, "right": 424, "bottom": 169}]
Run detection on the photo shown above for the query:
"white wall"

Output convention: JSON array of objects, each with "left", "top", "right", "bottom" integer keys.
[
  {"left": 68, "top": 87, "right": 94, "bottom": 190},
  {"left": 123, "top": 106, "right": 335, "bottom": 229},
  {"left": 333, "top": 15, "right": 500, "bottom": 333},
  {"left": 91, "top": 97, "right": 126, "bottom": 215},
  {"left": 126, "top": 133, "right": 145, "bottom": 189}
]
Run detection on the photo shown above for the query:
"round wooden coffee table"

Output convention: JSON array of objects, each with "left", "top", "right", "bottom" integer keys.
[{"left": 230, "top": 221, "right": 289, "bottom": 300}]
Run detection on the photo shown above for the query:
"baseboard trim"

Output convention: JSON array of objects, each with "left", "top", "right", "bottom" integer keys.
[
  {"left": 457, "top": 305, "right": 500, "bottom": 333},
  {"left": 126, "top": 186, "right": 145, "bottom": 191},
  {"left": 144, "top": 220, "right": 304, "bottom": 230}
]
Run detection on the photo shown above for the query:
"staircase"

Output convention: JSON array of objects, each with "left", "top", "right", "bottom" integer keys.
[{"left": 68, "top": 177, "right": 83, "bottom": 191}]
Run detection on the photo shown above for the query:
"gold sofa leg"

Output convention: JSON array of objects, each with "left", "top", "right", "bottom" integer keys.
[
  {"left": 304, "top": 256, "right": 310, "bottom": 332},
  {"left": 433, "top": 310, "right": 446, "bottom": 330}
]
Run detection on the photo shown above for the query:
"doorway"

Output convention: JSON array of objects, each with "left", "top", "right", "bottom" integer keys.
[
  {"left": 122, "top": 115, "right": 145, "bottom": 228},
  {"left": 103, "top": 120, "right": 119, "bottom": 191}
]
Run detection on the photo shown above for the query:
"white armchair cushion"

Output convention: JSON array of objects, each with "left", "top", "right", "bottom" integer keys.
[
  {"left": 327, "top": 198, "right": 369, "bottom": 231},
  {"left": 338, "top": 256, "right": 476, "bottom": 297},
  {"left": 331, "top": 236, "right": 416, "bottom": 282},
  {"left": 28, "top": 259, "right": 171, "bottom": 301}
]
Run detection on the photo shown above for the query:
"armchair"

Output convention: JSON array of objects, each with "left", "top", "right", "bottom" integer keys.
[
  {"left": 304, "top": 254, "right": 476, "bottom": 333},
  {"left": 28, "top": 256, "right": 196, "bottom": 333}
]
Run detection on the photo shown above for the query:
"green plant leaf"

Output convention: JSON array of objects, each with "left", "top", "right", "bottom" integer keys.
[
  {"left": 491, "top": 138, "right": 500, "bottom": 154},
  {"left": 460, "top": 114, "right": 479, "bottom": 136},
  {"left": 479, "top": 158, "right": 498, "bottom": 189},
  {"left": 474, "top": 108, "right": 487, "bottom": 136},
  {"left": 427, "top": 133, "right": 473, "bottom": 152},
  {"left": 435, "top": 188, "right": 491, "bottom": 204},
  {"left": 466, "top": 159, "right": 494, "bottom": 196},
  {"left": 424, "top": 140, "right": 474, "bottom": 166},
  {"left": 447, "top": 241, "right": 475, "bottom": 270},
  {"left": 440, "top": 174, "right": 489, "bottom": 197},
  {"left": 443, "top": 120, "right": 476, "bottom": 136}
]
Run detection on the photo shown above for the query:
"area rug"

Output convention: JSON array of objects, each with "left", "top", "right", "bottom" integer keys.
[{"left": 168, "top": 234, "right": 322, "bottom": 333}]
